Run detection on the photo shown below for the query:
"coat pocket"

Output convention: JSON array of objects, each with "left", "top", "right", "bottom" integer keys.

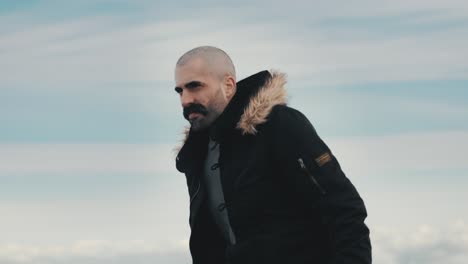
[
  {"left": 297, "top": 157, "right": 327, "bottom": 195},
  {"left": 189, "top": 178, "right": 201, "bottom": 204}
]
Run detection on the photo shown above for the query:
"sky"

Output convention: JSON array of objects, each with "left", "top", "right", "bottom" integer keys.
[{"left": 0, "top": 0, "right": 467, "bottom": 263}]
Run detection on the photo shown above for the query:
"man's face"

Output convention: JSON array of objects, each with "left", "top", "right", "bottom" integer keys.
[{"left": 174, "top": 58, "right": 229, "bottom": 132}]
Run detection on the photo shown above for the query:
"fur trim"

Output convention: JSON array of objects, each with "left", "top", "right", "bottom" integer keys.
[
  {"left": 236, "top": 70, "right": 288, "bottom": 135},
  {"left": 172, "top": 125, "right": 190, "bottom": 157}
]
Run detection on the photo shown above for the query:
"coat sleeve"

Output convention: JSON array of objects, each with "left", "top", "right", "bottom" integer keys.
[{"left": 267, "top": 105, "right": 372, "bottom": 264}]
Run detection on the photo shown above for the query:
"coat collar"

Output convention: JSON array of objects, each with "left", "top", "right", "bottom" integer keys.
[{"left": 175, "top": 70, "right": 288, "bottom": 172}]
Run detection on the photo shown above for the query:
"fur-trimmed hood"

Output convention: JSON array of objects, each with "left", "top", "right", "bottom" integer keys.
[
  {"left": 175, "top": 70, "right": 289, "bottom": 167},
  {"left": 235, "top": 70, "right": 288, "bottom": 135}
]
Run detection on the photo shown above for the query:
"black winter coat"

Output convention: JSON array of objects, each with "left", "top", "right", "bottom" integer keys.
[{"left": 175, "top": 70, "right": 372, "bottom": 264}]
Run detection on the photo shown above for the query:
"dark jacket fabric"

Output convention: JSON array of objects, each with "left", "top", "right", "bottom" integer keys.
[{"left": 175, "top": 70, "right": 372, "bottom": 264}]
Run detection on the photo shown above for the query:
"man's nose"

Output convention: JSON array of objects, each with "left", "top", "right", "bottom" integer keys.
[{"left": 181, "top": 91, "right": 195, "bottom": 109}]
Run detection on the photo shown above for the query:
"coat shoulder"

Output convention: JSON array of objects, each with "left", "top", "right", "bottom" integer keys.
[{"left": 266, "top": 104, "right": 318, "bottom": 135}]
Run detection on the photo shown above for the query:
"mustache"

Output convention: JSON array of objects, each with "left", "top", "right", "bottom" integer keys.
[{"left": 183, "top": 104, "right": 208, "bottom": 120}]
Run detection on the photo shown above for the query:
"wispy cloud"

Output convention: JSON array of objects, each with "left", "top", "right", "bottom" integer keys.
[
  {"left": 330, "top": 131, "right": 468, "bottom": 174},
  {"left": 372, "top": 220, "right": 468, "bottom": 264},
  {"left": 1, "top": 0, "right": 467, "bottom": 86},
  {"left": 0, "top": 239, "right": 190, "bottom": 264},
  {"left": 0, "top": 130, "right": 466, "bottom": 176},
  {"left": 0, "top": 143, "right": 177, "bottom": 175},
  {"left": 0, "top": 221, "right": 467, "bottom": 264}
]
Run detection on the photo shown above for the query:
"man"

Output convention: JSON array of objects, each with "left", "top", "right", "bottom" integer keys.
[{"left": 174, "top": 46, "right": 372, "bottom": 264}]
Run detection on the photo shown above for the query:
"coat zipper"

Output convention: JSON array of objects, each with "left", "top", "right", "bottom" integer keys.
[
  {"left": 298, "top": 158, "right": 327, "bottom": 195},
  {"left": 190, "top": 180, "right": 201, "bottom": 204}
]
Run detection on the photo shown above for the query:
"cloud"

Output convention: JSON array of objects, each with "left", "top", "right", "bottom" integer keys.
[
  {"left": 0, "top": 222, "right": 467, "bottom": 264},
  {"left": 0, "top": 239, "right": 190, "bottom": 264},
  {"left": 0, "top": 143, "right": 178, "bottom": 175},
  {"left": 1, "top": 129, "right": 467, "bottom": 179},
  {"left": 372, "top": 220, "right": 468, "bottom": 264},
  {"left": 1, "top": 130, "right": 466, "bottom": 176},
  {"left": 1, "top": 1, "right": 467, "bottom": 88},
  {"left": 0, "top": 194, "right": 192, "bottom": 254},
  {"left": 326, "top": 131, "right": 468, "bottom": 177}
]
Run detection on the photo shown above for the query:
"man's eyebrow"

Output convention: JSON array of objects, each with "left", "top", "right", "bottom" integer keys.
[
  {"left": 174, "top": 81, "right": 204, "bottom": 93},
  {"left": 185, "top": 81, "right": 203, "bottom": 88}
]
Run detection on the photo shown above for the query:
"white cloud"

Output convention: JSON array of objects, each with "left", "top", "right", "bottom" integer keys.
[
  {"left": 0, "top": 222, "right": 467, "bottom": 264},
  {"left": 372, "top": 220, "right": 468, "bottom": 264},
  {"left": 1, "top": 1, "right": 468, "bottom": 88},
  {"left": 0, "top": 131, "right": 466, "bottom": 176},
  {"left": 0, "top": 239, "right": 190, "bottom": 264},
  {"left": 1, "top": 133, "right": 466, "bottom": 244},
  {"left": 0, "top": 192, "right": 191, "bottom": 252},
  {"left": 0, "top": 143, "right": 178, "bottom": 175},
  {"left": 252, "top": 0, "right": 468, "bottom": 17},
  {"left": 325, "top": 131, "right": 468, "bottom": 177}
]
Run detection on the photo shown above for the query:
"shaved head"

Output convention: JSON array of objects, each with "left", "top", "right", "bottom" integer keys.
[
  {"left": 176, "top": 46, "right": 236, "bottom": 81},
  {"left": 174, "top": 46, "right": 237, "bottom": 131}
]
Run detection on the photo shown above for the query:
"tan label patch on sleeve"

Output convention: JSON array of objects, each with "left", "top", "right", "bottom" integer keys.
[{"left": 315, "top": 152, "right": 332, "bottom": 167}]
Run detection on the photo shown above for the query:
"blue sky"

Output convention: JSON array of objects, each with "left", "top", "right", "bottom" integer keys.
[{"left": 1, "top": 1, "right": 468, "bottom": 263}]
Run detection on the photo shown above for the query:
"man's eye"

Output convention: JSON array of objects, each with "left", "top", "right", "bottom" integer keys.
[{"left": 175, "top": 87, "right": 183, "bottom": 94}]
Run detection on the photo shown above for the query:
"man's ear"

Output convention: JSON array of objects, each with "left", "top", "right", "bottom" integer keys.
[{"left": 225, "top": 75, "right": 236, "bottom": 99}]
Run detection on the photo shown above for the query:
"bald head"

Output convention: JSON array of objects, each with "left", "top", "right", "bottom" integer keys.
[
  {"left": 176, "top": 46, "right": 236, "bottom": 81},
  {"left": 174, "top": 46, "right": 237, "bottom": 132}
]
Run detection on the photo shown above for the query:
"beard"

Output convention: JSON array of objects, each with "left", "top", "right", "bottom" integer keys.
[
  {"left": 184, "top": 103, "right": 227, "bottom": 132},
  {"left": 182, "top": 103, "right": 217, "bottom": 132},
  {"left": 183, "top": 86, "right": 229, "bottom": 132}
]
